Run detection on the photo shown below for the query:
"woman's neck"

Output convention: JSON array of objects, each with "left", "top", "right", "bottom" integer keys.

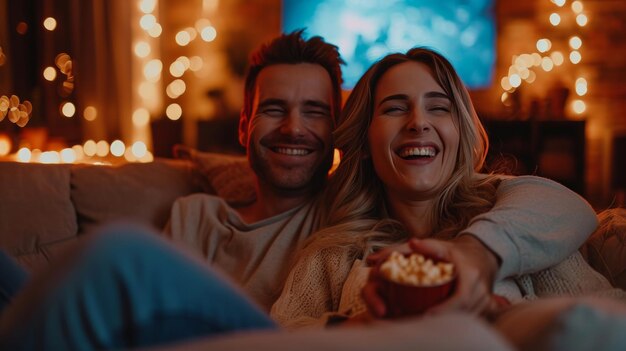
[{"left": 385, "top": 193, "right": 435, "bottom": 238}]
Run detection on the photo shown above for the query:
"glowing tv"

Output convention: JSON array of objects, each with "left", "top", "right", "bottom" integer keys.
[{"left": 282, "top": 0, "right": 496, "bottom": 89}]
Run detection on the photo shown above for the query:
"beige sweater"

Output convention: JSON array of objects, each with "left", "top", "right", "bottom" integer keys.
[{"left": 271, "top": 248, "right": 626, "bottom": 330}]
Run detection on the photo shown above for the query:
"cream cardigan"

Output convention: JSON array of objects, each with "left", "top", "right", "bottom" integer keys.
[{"left": 271, "top": 248, "right": 626, "bottom": 330}]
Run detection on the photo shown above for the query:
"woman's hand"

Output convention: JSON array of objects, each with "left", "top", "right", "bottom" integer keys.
[
  {"left": 362, "top": 236, "right": 507, "bottom": 318},
  {"left": 409, "top": 236, "right": 502, "bottom": 316}
]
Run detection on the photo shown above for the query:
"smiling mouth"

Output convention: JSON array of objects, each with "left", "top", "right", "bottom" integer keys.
[
  {"left": 271, "top": 147, "right": 312, "bottom": 156},
  {"left": 397, "top": 146, "right": 437, "bottom": 160}
]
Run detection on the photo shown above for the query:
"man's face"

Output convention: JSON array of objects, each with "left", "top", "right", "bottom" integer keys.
[{"left": 239, "top": 63, "right": 334, "bottom": 196}]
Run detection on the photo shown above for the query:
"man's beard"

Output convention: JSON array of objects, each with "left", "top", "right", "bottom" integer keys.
[{"left": 248, "top": 139, "right": 333, "bottom": 196}]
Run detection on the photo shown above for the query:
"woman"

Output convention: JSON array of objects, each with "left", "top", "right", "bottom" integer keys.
[{"left": 271, "top": 47, "right": 626, "bottom": 332}]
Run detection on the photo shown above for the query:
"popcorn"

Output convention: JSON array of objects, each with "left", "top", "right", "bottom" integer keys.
[{"left": 379, "top": 251, "right": 454, "bottom": 286}]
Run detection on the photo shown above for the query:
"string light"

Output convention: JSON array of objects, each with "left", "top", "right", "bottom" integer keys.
[{"left": 501, "top": 0, "right": 589, "bottom": 117}]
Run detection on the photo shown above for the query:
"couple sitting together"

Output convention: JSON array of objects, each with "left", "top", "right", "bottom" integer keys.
[{"left": 1, "top": 30, "right": 625, "bottom": 350}]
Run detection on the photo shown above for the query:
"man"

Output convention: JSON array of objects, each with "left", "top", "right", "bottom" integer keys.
[{"left": 164, "top": 30, "right": 344, "bottom": 309}]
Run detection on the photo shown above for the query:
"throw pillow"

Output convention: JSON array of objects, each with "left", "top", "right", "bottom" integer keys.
[{"left": 173, "top": 145, "right": 256, "bottom": 206}]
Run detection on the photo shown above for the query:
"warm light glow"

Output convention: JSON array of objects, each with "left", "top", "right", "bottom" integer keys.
[
  {"left": 61, "top": 102, "right": 76, "bottom": 117},
  {"left": 43, "top": 66, "right": 57, "bottom": 81},
  {"left": 138, "top": 82, "right": 153, "bottom": 99},
  {"left": 509, "top": 74, "right": 522, "bottom": 88},
  {"left": 177, "top": 56, "right": 191, "bottom": 70},
  {"left": 536, "top": 39, "right": 551, "bottom": 53},
  {"left": 139, "top": 14, "right": 157, "bottom": 30},
  {"left": 147, "top": 23, "right": 162, "bottom": 38},
  {"left": 169, "top": 61, "right": 186, "bottom": 78},
  {"left": 0, "top": 135, "right": 11, "bottom": 156},
  {"left": 132, "top": 108, "right": 150, "bottom": 127},
  {"left": 134, "top": 41, "right": 151, "bottom": 58},
  {"left": 110, "top": 140, "right": 125, "bottom": 157},
  {"left": 525, "top": 70, "right": 537, "bottom": 83},
  {"left": 549, "top": 13, "right": 561, "bottom": 26},
  {"left": 166, "top": 79, "right": 187, "bottom": 99},
  {"left": 43, "top": 17, "right": 57, "bottom": 31},
  {"left": 575, "top": 78, "right": 588, "bottom": 96},
  {"left": 195, "top": 18, "right": 211, "bottom": 32},
  {"left": 531, "top": 53, "right": 542, "bottom": 66},
  {"left": 144, "top": 59, "right": 163, "bottom": 82},
  {"left": 569, "top": 36, "right": 582, "bottom": 49},
  {"left": 189, "top": 56, "right": 203, "bottom": 71},
  {"left": 17, "top": 147, "right": 31, "bottom": 162},
  {"left": 60, "top": 148, "right": 77, "bottom": 163},
  {"left": 96, "top": 140, "right": 110, "bottom": 157},
  {"left": 576, "top": 14, "right": 588, "bottom": 27},
  {"left": 572, "top": 99, "right": 586, "bottom": 114},
  {"left": 185, "top": 27, "right": 197, "bottom": 41},
  {"left": 72, "top": 145, "right": 84, "bottom": 161},
  {"left": 541, "top": 57, "right": 554, "bottom": 71},
  {"left": 139, "top": 150, "right": 154, "bottom": 163},
  {"left": 552, "top": 0, "right": 566, "bottom": 7},
  {"left": 175, "top": 31, "right": 192, "bottom": 46},
  {"left": 16, "top": 22, "right": 28, "bottom": 35},
  {"left": 572, "top": 1, "right": 583, "bottom": 13},
  {"left": 550, "top": 51, "right": 564, "bottom": 66},
  {"left": 500, "top": 77, "right": 512, "bottom": 91},
  {"left": 166, "top": 103, "right": 182, "bottom": 120},
  {"left": 518, "top": 68, "right": 529, "bottom": 80},
  {"left": 131, "top": 141, "right": 148, "bottom": 158},
  {"left": 200, "top": 26, "right": 217, "bottom": 42},
  {"left": 84, "top": 140, "right": 97, "bottom": 157},
  {"left": 570, "top": 51, "right": 582, "bottom": 64},
  {"left": 40, "top": 151, "right": 61, "bottom": 164},
  {"left": 500, "top": 92, "right": 509, "bottom": 104},
  {"left": 139, "top": 0, "right": 157, "bottom": 14},
  {"left": 83, "top": 106, "right": 97, "bottom": 121}
]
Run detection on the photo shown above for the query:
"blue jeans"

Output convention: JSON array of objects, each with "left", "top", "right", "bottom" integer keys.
[
  {"left": 0, "top": 223, "right": 277, "bottom": 350},
  {"left": 0, "top": 250, "right": 28, "bottom": 312}
]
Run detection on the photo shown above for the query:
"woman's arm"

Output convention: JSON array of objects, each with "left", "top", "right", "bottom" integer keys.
[{"left": 460, "top": 175, "right": 598, "bottom": 280}]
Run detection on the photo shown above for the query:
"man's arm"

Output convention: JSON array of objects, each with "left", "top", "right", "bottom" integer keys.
[{"left": 460, "top": 175, "right": 598, "bottom": 280}]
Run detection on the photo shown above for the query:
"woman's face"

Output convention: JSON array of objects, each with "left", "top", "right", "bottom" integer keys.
[{"left": 368, "top": 61, "right": 460, "bottom": 202}]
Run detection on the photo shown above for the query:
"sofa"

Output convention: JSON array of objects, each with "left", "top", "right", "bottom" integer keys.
[{"left": 1, "top": 150, "right": 626, "bottom": 350}]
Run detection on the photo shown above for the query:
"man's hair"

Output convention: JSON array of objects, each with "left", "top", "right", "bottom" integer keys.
[{"left": 242, "top": 29, "right": 344, "bottom": 123}]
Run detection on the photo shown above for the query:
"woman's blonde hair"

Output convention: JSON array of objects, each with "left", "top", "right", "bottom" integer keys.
[{"left": 303, "top": 47, "right": 501, "bottom": 258}]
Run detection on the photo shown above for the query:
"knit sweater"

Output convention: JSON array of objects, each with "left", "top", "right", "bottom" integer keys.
[{"left": 271, "top": 247, "right": 626, "bottom": 330}]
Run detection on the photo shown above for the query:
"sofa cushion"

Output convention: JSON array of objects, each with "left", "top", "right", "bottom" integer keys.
[
  {"left": 173, "top": 145, "right": 256, "bottom": 206},
  {"left": 0, "top": 162, "right": 78, "bottom": 256},
  {"left": 71, "top": 159, "right": 201, "bottom": 235}
]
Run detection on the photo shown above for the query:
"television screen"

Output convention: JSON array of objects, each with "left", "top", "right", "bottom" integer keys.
[{"left": 282, "top": 0, "right": 496, "bottom": 90}]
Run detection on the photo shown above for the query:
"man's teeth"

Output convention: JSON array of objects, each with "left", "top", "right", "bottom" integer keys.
[
  {"left": 399, "top": 147, "right": 436, "bottom": 158},
  {"left": 274, "top": 147, "right": 310, "bottom": 156}
]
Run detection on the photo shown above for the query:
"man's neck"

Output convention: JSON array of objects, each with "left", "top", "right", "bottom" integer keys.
[{"left": 236, "top": 186, "right": 311, "bottom": 223}]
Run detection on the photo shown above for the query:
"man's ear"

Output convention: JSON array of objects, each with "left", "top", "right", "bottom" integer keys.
[{"left": 238, "top": 109, "right": 248, "bottom": 147}]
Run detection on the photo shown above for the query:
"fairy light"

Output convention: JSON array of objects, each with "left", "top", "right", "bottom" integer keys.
[
  {"left": 83, "top": 106, "right": 98, "bottom": 121},
  {"left": 569, "top": 36, "right": 582, "bottom": 49},
  {"left": 43, "top": 66, "right": 57, "bottom": 81},
  {"left": 549, "top": 13, "right": 561, "bottom": 26},
  {"left": 501, "top": 0, "right": 589, "bottom": 117},
  {"left": 43, "top": 17, "right": 57, "bottom": 31},
  {"left": 572, "top": 1, "right": 583, "bottom": 13},
  {"left": 570, "top": 51, "right": 582, "bottom": 64},
  {"left": 572, "top": 99, "right": 586, "bottom": 114},
  {"left": 61, "top": 102, "right": 76, "bottom": 117},
  {"left": 166, "top": 103, "right": 182, "bottom": 120},
  {"left": 110, "top": 140, "right": 126, "bottom": 157}
]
